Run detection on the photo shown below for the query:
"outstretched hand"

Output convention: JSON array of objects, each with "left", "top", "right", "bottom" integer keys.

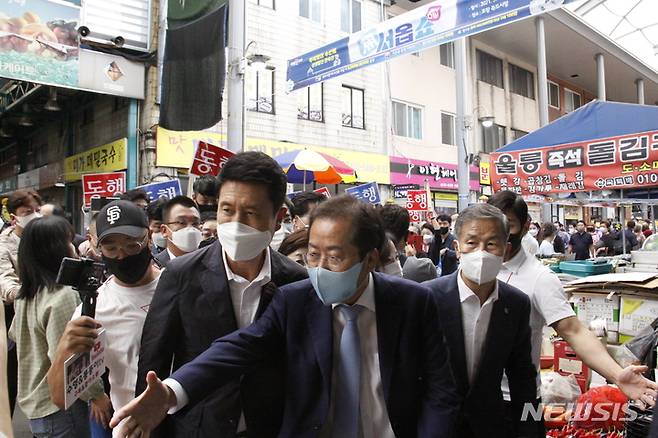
[
  {"left": 110, "top": 371, "right": 175, "bottom": 437},
  {"left": 616, "top": 365, "right": 658, "bottom": 410}
]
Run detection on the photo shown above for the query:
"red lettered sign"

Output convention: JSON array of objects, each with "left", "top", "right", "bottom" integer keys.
[
  {"left": 406, "top": 189, "right": 431, "bottom": 222},
  {"left": 82, "top": 172, "right": 126, "bottom": 207},
  {"left": 190, "top": 141, "right": 234, "bottom": 176},
  {"left": 313, "top": 187, "right": 331, "bottom": 198},
  {"left": 490, "top": 130, "right": 658, "bottom": 195}
]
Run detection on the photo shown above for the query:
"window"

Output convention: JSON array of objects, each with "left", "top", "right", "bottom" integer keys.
[
  {"left": 300, "top": 0, "right": 321, "bottom": 22},
  {"left": 439, "top": 42, "right": 454, "bottom": 68},
  {"left": 548, "top": 81, "right": 559, "bottom": 108},
  {"left": 247, "top": 69, "right": 275, "bottom": 114},
  {"left": 392, "top": 101, "right": 422, "bottom": 139},
  {"left": 476, "top": 50, "right": 503, "bottom": 88},
  {"left": 564, "top": 89, "right": 581, "bottom": 113},
  {"left": 511, "top": 128, "right": 528, "bottom": 140},
  {"left": 342, "top": 85, "right": 365, "bottom": 129},
  {"left": 258, "top": 0, "right": 275, "bottom": 8},
  {"left": 482, "top": 123, "right": 506, "bottom": 153},
  {"left": 441, "top": 112, "right": 456, "bottom": 145},
  {"left": 509, "top": 64, "right": 535, "bottom": 99},
  {"left": 341, "top": 0, "right": 361, "bottom": 33},
  {"left": 297, "top": 83, "right": 324, "bottom": 122}
]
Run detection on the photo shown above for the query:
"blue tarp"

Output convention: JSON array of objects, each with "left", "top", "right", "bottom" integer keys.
[{"left": 497, "top": 101, "right": 658, "bottom": 152}]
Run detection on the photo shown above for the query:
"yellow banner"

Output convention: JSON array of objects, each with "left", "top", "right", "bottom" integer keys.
[
  {"left": 156, "top": 127, "right": 226, "bottom": 168},
  {"left": 64, "top": 138, "right": 128, "bottom": 182},
  {"left": 479, "top": 162, "right": 491, "bottom": 185}
]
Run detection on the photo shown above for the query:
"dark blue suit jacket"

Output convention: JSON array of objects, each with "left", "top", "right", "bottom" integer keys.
[
  {"left": 170, "top": 273, "right": 459, "bottom": 438},
  {"left": 424, "top": 272, "right": 538, "bottom": 438}
]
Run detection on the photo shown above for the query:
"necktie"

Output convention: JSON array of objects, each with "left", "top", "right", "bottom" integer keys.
[{"left": 333, "top": 304, "right": 363, "bottom": 438}]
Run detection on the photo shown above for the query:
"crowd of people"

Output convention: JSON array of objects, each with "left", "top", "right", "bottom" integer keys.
[{"left": 0, "top": 151, "right": 657, "bottom": 438}]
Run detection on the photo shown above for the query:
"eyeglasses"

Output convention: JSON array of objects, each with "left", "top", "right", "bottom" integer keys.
[
  {"left": 99, "top": 235, "right": 149, "bottom": 258},
  {"left": 304, "top": 251, "right": 345, "bottom": 271},
  {"left": 165, "top": 220, "right": 202, "bottom": 229}
]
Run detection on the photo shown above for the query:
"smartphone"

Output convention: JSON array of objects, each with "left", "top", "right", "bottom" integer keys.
[{"left": 407, "top": 234, "right": 423, "bottom": 253}]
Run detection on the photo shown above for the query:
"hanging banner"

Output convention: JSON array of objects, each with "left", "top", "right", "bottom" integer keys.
[
  {"left": 287, "top": 0, "right": 577, "bottom": 91},
  {"left": 137, "top": 179, "right": 182, "bottom": 201},
  {"left": 390, "top": 156, "right": 480, "bottom": 191},
  {"left": 81, "top": 171, "right": 126, "bottom": 207},
  {"left": 479, "top": 162, "right": 491, "bottom": 185},
  {"left": 345, "top": 182, "right": 381, "bottom": 204},
  {"left": 64, "top": 138, "right": 127, "bottom": 182},
  {"left": 189, "top": 141, "right": 234, "bottom": 177},
  {"left": 0, "top": 0, "right": 80, "bottom": 88},
  {"left": 156, "top": 127, "right": 226, "bottom": 168},
  {"left": 490, "top": 130, "right": 658, "bottom": 196}
]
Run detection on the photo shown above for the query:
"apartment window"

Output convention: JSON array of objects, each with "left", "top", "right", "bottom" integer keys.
[
  {"left": 509, "top": 64, "right": 535, "bottom": 99},
  {"left": 392, "top": 101, "right": 422, "bottom": 140},
  {"left": 476, "top": 50, "right": 503, "bottom": 88},
  {"left": 548, "top": 81, "right": 559, "bottom": 108},
  {"left": 341, "top": 0, "right": 361, "bottom": 33},
  {"left": 342, "top": 85, "right": 365, "bottom": 129},
  {"left": 297, "top": 83, "right": 324, "bottom": 122},
  {"left": 482, "top": 123, "right": 506, "bottom": 153},
  {"left": 511, "top": 128, "right": 528, "bottom": 140},
  {"left": 441, "top": 112, "right": 456, "bottom": 145},
  {"left": 300, "top": 0, "right": 321, "bottom": 22},
  {"left": 564, "top": 89, "right": 582, "bottom": 113},
  {"left": 257, "top": 0, "right": 275, "bottom": 7},
  {"left": 246, "top": 69, "right": 275, "bottom": 114},
  {"left": 439, "top": 42, "right": 454, "bottom": 68}
]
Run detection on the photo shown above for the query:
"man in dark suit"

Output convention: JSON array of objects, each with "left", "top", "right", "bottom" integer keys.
[
  {"left": 113, "top": 195, "right": 459, "bottom": 438},
  {"left": 424, "top": 203, "right": 538, "bottom": 438},
  {"left": 154, "top": 196, "right": 203, "bottom": 268},
  {"left": 136, "top": 152, "right": 307, "bottom": 438}
]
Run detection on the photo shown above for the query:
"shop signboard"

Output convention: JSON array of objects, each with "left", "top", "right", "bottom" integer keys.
[
  {"left": 136, "top": 179, "right": 182, "bottom": 201},
  {"left": 287, "top": 0, "right": 577, "bottom": 91},
  {"left": 390, "top": 156, "right": 480, "bottom": 191},
  {"left": 490, "top": 129, "right": 658, "bottom": 195},
  {"left": 479, "top": 162, "right": 491, "bottom": 185},
  {"left": 17, "top": 168, "right": 40, "bottom": 190},
  {"left": 189, "top": 141, "right": 234, "bottom": 177},
  {"left": 81, "top": 171, "right": 125, "bottom": 207},
  {"left": 64, "top": 138, "right": 127, "bottom": 182},
  {"left": 345, "top": 182, "right": 381, "bottom": 204}
]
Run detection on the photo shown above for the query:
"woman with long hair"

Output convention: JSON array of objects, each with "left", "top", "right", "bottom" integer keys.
[{"left": 9, "top": 216, "right": 92, "bottom": 437}]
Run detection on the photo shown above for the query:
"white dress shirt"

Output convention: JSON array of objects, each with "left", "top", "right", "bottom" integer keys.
[
  {"left": 166, "top": 248, "right": 177, "bottom": 261},
  {"left": 165, "top": 248, "right": 272, "bottom": 428},
  {"left": 457, "top": 271, "right": 499, "bottom": 385},
  {"left": 321, "top": 274, "right": 395, "bottom": 438}
]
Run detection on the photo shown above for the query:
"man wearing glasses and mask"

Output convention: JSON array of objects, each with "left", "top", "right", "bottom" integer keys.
[
  {"left": 154, "top": 196, "right": 203, "bottom": 268},
  {"left": 46, "top": 200, "right": 162, "bottom": 433}
]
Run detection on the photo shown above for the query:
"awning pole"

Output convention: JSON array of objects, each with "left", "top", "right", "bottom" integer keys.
[
  {"left": 621, "top": 188, "right": 627, "bottom": 254},
  {"left": 455, "top": 37, "right": 470, "bottom": 212}
]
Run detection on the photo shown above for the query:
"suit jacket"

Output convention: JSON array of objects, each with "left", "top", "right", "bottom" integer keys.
[
  {"left": 137, "top": 242, "right": 308, "bottom": 438},
  {"left": 154, "top": 249, "right": 171, "bottom": 268},
  {"left": 171, "top": 273, "right": 459, "bottom": 438},
  {"left": 424, "top": 272, "right": 537, "bottom": 438}
]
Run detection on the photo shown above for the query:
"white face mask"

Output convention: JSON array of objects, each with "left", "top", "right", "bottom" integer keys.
[
  {"left": 218, "top": 221, "right": 272, "bottom": 261},
  {"left": 422, "top": 234, "right": 434, "bottom": 245},
  {"left": 269, "top": 225, "right": 288, "bottom": 251},
  {"left": 528, "top": 229, "right": 538, "bottom": 237},
  {"left": 152, "top": 232, "right": 167, "bottom": 248},
  {"left": 15, "top": 211, "right": 41, "bottom": 229},
  {"left": 381, "top": 260, "right": 403, "bottom": 277},
  {"left": 460, "top": 250, "right": 504, "bottom": 285},
  {"left": 170, "top": 226, "right": 203, "bottom": 253}
]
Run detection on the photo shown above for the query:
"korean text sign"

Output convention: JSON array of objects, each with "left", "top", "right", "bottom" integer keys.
[
  {"left": 64, "top": 329, "right": 106, "bottom": 409},
  {"left": 406, "top": 189, "right": 432, "bottom": 222},
  {"left": 82, "top": 171, "right": 126, "bottom": 207},
  {"left": 137, "top": 179, "right": 182, "bottom": 201},
  {"left": 345, "top": 182, "right": 381, "bottom": 204},
  {"left": 287, "top": 0, "right": 577, "bottom": 91},
  {"left": 64, "top": 138, "right": 127, "bottom": 182},
  {"left": 190, "top": 141, "right": 235, "bottom": 177},
  {"left": 490, "top": 130, "right": 658, "bottom": 195}
]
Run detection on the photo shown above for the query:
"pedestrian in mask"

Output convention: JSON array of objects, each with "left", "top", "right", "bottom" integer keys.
[
  {"left": 377, "top": 234, "right": 403, "bottom": 277},
  {"left": 192, "top": 175, "right": 219, "bottom": 215},
  {"left": 146, "top": 198, "right": 168, "bottom": 256},
  {"left": 154, "top": 196, "right": 202, "bottom": 268}
]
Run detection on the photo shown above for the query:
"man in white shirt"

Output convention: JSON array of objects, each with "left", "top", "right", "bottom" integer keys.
[
  {"left": 47, "top": 200, "right": 162, "bottom": 436},
  {"left": 110, "top": 195, "right": 458, "bottom": 438},
  {"left": 488, "top": 191, "right": 658, "bottom": 435}
]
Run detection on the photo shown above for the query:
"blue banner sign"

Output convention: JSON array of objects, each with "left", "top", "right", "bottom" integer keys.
[
  {"left": 287, "top": 0, "right": 576, "bottom": 91},
  {"left": 137, "top": 179, "right": 182, "bottom": 201},
  {"left": 345, "top": 182, "right": 381, "bottom": 204}
]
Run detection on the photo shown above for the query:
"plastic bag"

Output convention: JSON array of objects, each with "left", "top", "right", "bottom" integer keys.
[
  {"left": 625, "top": 316, "right": 658, "bottom": 368},
  {"left": 571, "top": 386, "right": 628, "bottom": 430},
  {"left": 541, "top": 371, "right": 582, "bottom": 405}
]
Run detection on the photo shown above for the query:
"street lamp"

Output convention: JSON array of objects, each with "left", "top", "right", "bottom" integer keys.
[
  {"left": 479, "top": 116, "right": 495, "bottom": 128},
  {"left": 247, "top": 53, "right": 271, "bottom": 73}
]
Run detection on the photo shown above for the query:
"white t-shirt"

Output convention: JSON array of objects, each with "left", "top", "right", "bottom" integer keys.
[
  {"left": 521, "top": 233, "right": 539, "bottom": 257},
  {"left": 73, "top": 272, "right": 161, "bottom": 428},
  {"left": 498, "top": 249, "right": 575, "bottom": 400},
  {"left": 539, "top": 239, "right": 555, "bottom": 257}
]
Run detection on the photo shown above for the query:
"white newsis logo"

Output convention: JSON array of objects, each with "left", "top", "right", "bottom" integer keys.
[{"left": 107, "top": 206, "right": 121, "bottom": 224}]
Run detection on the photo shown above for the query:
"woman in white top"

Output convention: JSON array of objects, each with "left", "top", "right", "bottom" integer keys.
[{"left": 539, "top": 222, "right": 557, "bottom": 257}]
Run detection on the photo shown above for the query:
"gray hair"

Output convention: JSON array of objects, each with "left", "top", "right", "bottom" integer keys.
[{"left": 454, "top": 204, "right": 509, "bottom": 241}]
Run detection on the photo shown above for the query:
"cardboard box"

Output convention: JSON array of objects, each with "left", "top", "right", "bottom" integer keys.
[
  {"left": 619, "top": 295, "right": 658, "bottom": 339},
  {"left": 571, "top": 293, "right": 620, "bottom": 343}
]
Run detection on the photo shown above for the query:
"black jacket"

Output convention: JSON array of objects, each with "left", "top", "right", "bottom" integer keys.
[
  {"left": 428, "top": 232, "right": 458, "bottom": 276},
  {"left": 136, "top": 241, "right": 308, "bottom": 438},
  {"left": 154, "top": 248, "right": 171, "bottom": 268},
  {"left": 424, "top": 272, "right": 538, "bottom": 438}
]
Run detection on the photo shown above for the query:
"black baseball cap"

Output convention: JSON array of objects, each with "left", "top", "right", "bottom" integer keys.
[{"left": 96, "top": 200, "right": 149, "bottom": 243}]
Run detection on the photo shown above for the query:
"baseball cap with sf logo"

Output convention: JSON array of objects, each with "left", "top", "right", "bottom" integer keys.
[{"left": 96, "top": 200, "right": 149, "bottom": 243}]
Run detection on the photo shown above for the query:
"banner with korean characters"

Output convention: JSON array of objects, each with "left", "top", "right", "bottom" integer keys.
[
  {"left": 345, "top": 182, "right": 381, "bottom": 204},
  {"left": 406, "top": 189, "right": 434, "bottom": 222},
  {"left": 81, "top": 171, "right": 126, "bottom": 207},
  {"left": 64, "top": 138, "right": 127, "bottom": 182},
  {"left": 136, "top": 179, "right": 182, "bottom": 201},
  {"left": 189, "top": 141, "right": 234, "bottom": 177},
  {"left": 490, "top": 130, "right": 658, "bottom": 195},
  {"left": 287, "top": 0, "right": 577, "bottom": 91},
  {"left": 64, "top": 328, "right": 106, "bottom": 409}
]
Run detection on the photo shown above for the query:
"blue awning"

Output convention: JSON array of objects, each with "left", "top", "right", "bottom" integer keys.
[{"left": 496, "top": 101, "right": 658, "bottom": 152}]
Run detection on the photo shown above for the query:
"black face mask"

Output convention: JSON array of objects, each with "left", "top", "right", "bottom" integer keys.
[
  {"left": 198, "top": 204, "right": 218, "bottom": 215},
  {"left": 102, "top": 246, "right": 152, "bottom": 284},
  {"left": 439, "top": 227, "right": 450, "bottom": 235},
  {"left": 508, "top": 232, "right": 523, "bottom": 253}
]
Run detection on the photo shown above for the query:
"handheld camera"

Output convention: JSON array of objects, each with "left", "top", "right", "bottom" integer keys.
[{"left": 56, "top": 257, "right": 105, "bottom": 318}]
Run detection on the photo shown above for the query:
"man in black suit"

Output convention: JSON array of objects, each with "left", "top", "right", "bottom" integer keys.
[
  {"left": 113, "top": 195, "right": 459, "bottom": 438},
  {"left": 136, "top": 152, "right": 308, "bottom": 437},
  {"left": 154, "top": 196, "right": 203, "bottom": 268},
  {"left": 424, "top": 203, "right": 538, "bottom": 438}
]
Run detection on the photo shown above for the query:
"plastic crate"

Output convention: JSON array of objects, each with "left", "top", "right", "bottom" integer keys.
[
  {"left": 558, "top": 260, "right": 613, "bottom": 277},
  {"left": 549, "top": 265, "right": 561, "bottom": 273}
]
